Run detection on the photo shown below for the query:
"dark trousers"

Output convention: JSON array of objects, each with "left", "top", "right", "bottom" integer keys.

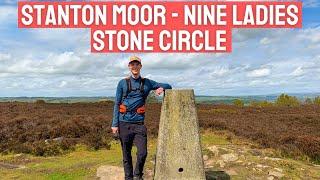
[{"left": 119, "top": 121, "right": 148, "bottom": 180}]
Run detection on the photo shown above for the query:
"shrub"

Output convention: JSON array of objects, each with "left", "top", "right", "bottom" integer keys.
[
  {"left": 233, "top": 99, "right": 244, "bottom": 107},
  {"left": 275, "top": 94, "right": 300, "bottom": 107},
  {"left": 314, "top": 96, "right": 320, "bottom": 105},
  {"left": 30, "top": 140, "right": 73, "bottom": 156},
  {"left": 249, "top": 101, "right": 259, "bottom": 107},
  {"left": 1, "top": 102, "right": 319, "bottom": 164},
  {"left": 35, "top": 99, "right": 46, "bottom": 104},
  {"left": 250, "top": 100, "right": 273, "bottom": 107},
  {"left": 304, "top": 98, "right": 313, "bottom": 105},
  {"left": 98, "top": 99, "right": 114, "bottom": 104}
]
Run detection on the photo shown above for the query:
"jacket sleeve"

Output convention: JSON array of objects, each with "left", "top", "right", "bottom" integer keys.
[
  {"left": 111, "top": 80, "right": 123, "bottom": 127},
  {"left": 149, "top": 79, "right": 172, "bottom": 90}
]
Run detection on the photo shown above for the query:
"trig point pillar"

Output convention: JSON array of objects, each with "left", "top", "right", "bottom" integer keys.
[{"left": 154, "top": 89, "right": 206, "bottom": 180}]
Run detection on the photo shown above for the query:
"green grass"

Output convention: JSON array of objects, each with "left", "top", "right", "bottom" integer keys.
[
  {"left": 0, "top": 143, "right": 123, "bottom": 179},
  {"left": 0, "top": 132, "right": 232, "bottom": 179},
  {"left": 0, "top": 138, "right": 159, "bottom": 179},
  {"left": 1, "top": 131, "right": 319, "bottom": 179},
  {"left": 200, "top": 131, "right": 230, "bottom": 146}
]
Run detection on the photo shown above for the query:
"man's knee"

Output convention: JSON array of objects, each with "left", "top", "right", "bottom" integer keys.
[{"left": 137, "top": 148, "right": 147, "bottom": 159}]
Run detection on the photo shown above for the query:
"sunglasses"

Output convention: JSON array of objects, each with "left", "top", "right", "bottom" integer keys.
[{"left": 129, "top": 61, "right": 141, "bottom": 66}]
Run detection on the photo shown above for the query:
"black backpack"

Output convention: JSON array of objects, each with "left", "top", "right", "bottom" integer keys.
[{"left": 123, "top": 77, "right": 146, "bottom": 100}]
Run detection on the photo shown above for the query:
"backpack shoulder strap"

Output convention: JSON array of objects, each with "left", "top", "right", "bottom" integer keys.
[
  {"left": 140, "top": 77, "right": 148, "bottom": 103},
  {"left": 124, "top": 77, "right": 131, "bottom": 99},
  {"left": 140, "top": 77, "right": 145, "bottom": 94}
]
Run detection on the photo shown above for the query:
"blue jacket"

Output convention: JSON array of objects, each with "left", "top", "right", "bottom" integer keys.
[{"left": 111, "top": 75, "right": 172, "bottom": 127}]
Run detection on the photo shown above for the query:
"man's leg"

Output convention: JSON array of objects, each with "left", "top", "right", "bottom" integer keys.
[
  {"left": 119, "top": 122, "right": 134, "bottom": 180},
  {"left": 133, "top": 124, "right": 148, "bottom": 178}
]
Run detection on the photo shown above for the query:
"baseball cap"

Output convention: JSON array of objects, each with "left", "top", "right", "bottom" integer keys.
[{"left": 129, "top": 56, "right": 141, "bottom": 64}]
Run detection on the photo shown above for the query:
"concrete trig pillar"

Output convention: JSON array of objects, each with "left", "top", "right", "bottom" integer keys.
[{"left": 154, "top": 89, "right": 206, "bottom": 180}]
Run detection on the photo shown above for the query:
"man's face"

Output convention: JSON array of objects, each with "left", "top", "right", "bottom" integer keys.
[{"left": 128, "top": 61, "right": 142, "bottom": 75}]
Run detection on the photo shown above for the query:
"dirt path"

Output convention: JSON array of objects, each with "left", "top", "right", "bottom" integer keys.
[
  {"left": 97, "top": 134, "right": 320, "bottom": 180},
  {"left": 96, "top": 165, "right": 154, "bottom": 180},
  {"left": 202, "top": 143, "right": 320, "bottom": 179},
  {"left": 96, "top": 165, "right": 124, "bottom": 180}
]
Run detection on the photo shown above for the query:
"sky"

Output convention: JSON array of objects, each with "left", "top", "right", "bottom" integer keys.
[{"left": 0, "top": 0, "right": 319, "bottom": 97}]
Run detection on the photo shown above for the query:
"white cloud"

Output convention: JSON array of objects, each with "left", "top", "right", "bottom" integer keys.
[
  {"left": 291, "top": 66, "right": 304, "bottom": 77},
  {"left": 59, "top": 81, "right": 67, "bottom": 88},
  {"left": 233, "top": 29, "right": 270, "bottom": 42},
  {"left": 0, "top": 6, "right": 16, "bottom": 26},
  {"left": 31, "top": 29, "right": 89, "bottom": 42},
  {"left": 297, "top": 27, "right": 320, "bottom": 43},
  {"left": 0, "top": 53, "right": 11, "bottom": 61},
  {"left": 3, "top": 0, "right": 17, "bottom": 4},
  {"left": 303, "top": 0, "right": 320, "bottom": 8},
  {"left": 209, "top": 66, "right": 230, "bottom": 77},
  {"left": 260, "top": 37, "right": 272, "bottom": 45},
  {"left": 247, "top": 68, "right": 271, "bottom": 78},
  {"left": 0, "top": 7, "right": 320, "bottom": 96},
  {"left": 2, "top": 52, "right": 85, "bottom": 75}
]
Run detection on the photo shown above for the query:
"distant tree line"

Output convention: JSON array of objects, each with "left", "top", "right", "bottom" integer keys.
[{"left": 233, "top": 94, "right": 320, "bottom": 107}]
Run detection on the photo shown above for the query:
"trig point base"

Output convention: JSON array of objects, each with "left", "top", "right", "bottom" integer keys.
[{"left": 154, "top": 89, "right": 206, "bottom": 180}]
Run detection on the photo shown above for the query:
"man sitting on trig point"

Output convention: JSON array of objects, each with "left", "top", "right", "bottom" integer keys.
[{"left": 111, "top": 56, "right": 172, "bottom": 180}]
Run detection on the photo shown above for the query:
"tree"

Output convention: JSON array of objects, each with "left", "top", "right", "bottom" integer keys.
[
  {"left": 233, "top": 99, "right": 244, "bottom": 107},
  {"left": 275, "top": 93, "right": 300, "bottom": 107}
]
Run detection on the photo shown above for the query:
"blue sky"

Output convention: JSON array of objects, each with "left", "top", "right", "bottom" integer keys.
[{"left": 0, "top": 0, "right": 320, "bottom": 96}]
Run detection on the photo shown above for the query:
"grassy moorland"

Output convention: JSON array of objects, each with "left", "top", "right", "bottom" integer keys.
[
  {"left": 0, "top": 101, "right": 319, "bottom": 164},
  {"left": 0, "top": 97, "right": 320, "bottom": 179},
  {"left": 0, "top": 130, "right": 319, "bottom": 179}
]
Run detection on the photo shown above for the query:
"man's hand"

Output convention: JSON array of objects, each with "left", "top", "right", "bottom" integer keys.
[
  {"left": 155, "top": 87, "right": 164, "bottom": 95},
  {"left": 111, "top": 127, "right": 119, "bottom": 140},
  {"left": 111, "top": 127, "right": 118, "bottom": 134}
]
